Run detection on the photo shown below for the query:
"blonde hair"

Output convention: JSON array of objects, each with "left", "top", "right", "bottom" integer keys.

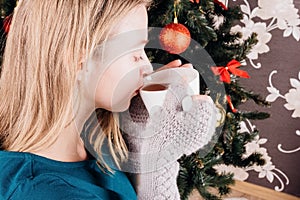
[{"left": 0, "top": 0, "right": 152, "bottom": 169}]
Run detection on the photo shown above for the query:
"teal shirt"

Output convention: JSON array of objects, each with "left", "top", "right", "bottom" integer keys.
[{"left": 0, "top": 151, "right": 137, "bottom": 200}]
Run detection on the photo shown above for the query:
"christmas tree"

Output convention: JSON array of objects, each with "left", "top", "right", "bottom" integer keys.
[
  {"left": 0, "top": 0, "right": 16, "bottom": 65},
  {"left": 0, "top": 0, "right": 271, "bottom": 199},
  {"left": 146, "top": 0, "right": 270, "bottom": 199}
]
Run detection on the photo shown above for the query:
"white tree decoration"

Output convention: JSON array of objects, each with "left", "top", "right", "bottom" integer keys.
[{"left": 231, "top": 0, "right": 300, "bottom": 68}]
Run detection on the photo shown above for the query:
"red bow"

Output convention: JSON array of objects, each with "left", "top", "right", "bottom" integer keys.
[
  {"left": 211, "top": 60, "right": 250, "bottom": 83},
  {"left": 190, "top": 0, "right": 228, "bottom": 9},
  {"left": 214, "top": 0, "right": 228, "bottom": 10}
]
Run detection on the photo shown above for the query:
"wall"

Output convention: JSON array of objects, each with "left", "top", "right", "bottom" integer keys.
[{"left": 222, "top": 0, "right": 300, "bottom": 197}]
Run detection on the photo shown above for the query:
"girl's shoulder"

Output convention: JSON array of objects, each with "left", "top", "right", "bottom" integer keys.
[
  {"left": 0, "top": 151, "right": 137, "bottom": 200},
  {"left": 10, "top": 176, "right": 102, "bottom": 200}
]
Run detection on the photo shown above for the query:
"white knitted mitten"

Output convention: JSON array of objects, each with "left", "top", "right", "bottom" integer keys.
[{"left": 120, "top": 83, "right": 217, "bottom": 200}]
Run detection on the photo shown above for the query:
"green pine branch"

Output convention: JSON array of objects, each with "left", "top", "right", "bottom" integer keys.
[{"left": 0, "top": 0, "right": 17, "bottom": 66}]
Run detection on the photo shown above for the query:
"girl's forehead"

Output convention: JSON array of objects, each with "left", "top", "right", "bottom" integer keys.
[
  {"left": 110, "top": 5, "right": 148, "bottom": 37},
  {"left": 91, "top": 29, "right": 148, "bottom": 68}
]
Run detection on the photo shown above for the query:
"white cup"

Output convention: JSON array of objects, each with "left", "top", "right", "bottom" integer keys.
[
  {"left": 144, "top": 67, "right": 200, "bottom": 95},
  {"left": 140, "top": 67, "right": 200, "bottom": 113},
  {"left": 139, "top": 83, "right": 169, "bottom": 113}
]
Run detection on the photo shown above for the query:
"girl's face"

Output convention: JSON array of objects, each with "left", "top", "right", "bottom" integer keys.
[{"left": 90, "top": 5, "right": 152, "bottom": 112}]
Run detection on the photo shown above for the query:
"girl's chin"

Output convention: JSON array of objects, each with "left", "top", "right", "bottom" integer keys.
[
  {"left": 111, "top": 99, "right": 132, "bottom": 112},
  {"left": 95, "top": 91, "right": 139, "bottom": 112},
  {"left": 116, "top": 93, "right": 140, "bottom": 112}
]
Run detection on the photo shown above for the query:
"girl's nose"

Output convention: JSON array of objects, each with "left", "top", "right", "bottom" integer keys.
[
  {"left": 140, "top": 58, "right": 153, "bottom": 77},
  {"left": 142, "top": 65, "right": 153, "bottom": 76}
]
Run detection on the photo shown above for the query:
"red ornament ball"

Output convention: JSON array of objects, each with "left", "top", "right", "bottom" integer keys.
[
  {"left": 3, "top": 15, "right": 13, "bottom": 34},
  {"left": 159, "top": 23, "right": 191, "bottom": 54}
]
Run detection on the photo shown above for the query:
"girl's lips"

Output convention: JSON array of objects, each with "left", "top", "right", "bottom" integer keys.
[
  {"left": 133, "top": 85, "right": 144, "bottom": 96},
  {"left": 136, "top": 84, "right": 144, "bottom": 92}
]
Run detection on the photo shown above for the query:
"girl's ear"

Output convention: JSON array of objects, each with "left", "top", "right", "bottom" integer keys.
[
  {"left": 77, "top": 62, "right": 83, "bottom": 81},
  {"left": 78, "top": 61, "right": 83, "bottom": 71},
  {"left": 77, "top": 69, "right": 83, "bottom": 81},
  {"left": 78, "top": 49, "right": 88, "bottom": 69},
  {"left": 77, "top": 52, "right": 87, "bottom": 81}
]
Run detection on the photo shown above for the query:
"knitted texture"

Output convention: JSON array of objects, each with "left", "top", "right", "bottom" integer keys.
[
  {"left": 120, "top": 83, "right": 217, "bottom": 199},
  {"left": 136, "top": 162, "right": 180, "bottom": 200}
]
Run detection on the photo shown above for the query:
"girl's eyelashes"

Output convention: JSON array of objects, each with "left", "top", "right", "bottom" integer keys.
[
  {"left": 133, "top": 55, "right": 144, "bottom": 62},
  {"left": 133, "top": 49, "right": 147, "bottom": 62}
]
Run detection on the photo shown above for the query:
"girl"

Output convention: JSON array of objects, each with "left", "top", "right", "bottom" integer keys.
[{"left": 0, "top": 0, "right": 216, "bottom": 199}]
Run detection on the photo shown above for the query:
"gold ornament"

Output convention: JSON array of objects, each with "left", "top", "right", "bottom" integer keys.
[
  {"left": 215, "top": 93, "right": 226, "bottom": 127},
  {"left": 196, "top": 159, "right": 204, "bottom": 169}
]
